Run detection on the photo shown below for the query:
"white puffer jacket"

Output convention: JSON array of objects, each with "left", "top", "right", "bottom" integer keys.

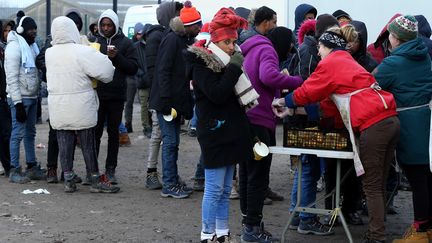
[
  {"left": 46, "top": 16, "right": 114, "bottom": 130},
  {"left": 5, "top": 31, "right": 40, "bottom": 104}
]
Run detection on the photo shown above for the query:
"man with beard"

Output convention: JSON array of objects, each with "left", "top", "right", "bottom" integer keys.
[{"left": 5, "top": 15, "right": 45, "bottom": 183}]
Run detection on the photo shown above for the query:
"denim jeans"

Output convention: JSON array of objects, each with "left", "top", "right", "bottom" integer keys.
[
  {"left": 157, "top": 112, "right": 180, "bottom": 187},
  {"left": 0, "top": 99, "right": 11, "bottom": 172},
  {"left": 289, "top": 154, "right": 322, "bottom": 220},
  {"left": 8, "top": 98, "right": 37, "bottom": 168},
  {"left": 202, "top": 165, "right": 234, "bottom": 237},
  {"left": 194, "top": 153, "right": 205, "bottom": 180},
  {"left": 190, "top": 105, "right": 198, "bottom": 129}
]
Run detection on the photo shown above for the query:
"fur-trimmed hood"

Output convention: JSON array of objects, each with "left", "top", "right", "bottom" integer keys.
[
  {"left": 187, "top": 44, "right": 225, "bottom": 72},
  {"left": 169, "top": 16, "right": 186, "bottom": 36}
]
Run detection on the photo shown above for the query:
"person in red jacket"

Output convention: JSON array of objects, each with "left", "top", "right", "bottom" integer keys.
[{"left": 273, "top": 25, "right": 400, "bottom": 243}]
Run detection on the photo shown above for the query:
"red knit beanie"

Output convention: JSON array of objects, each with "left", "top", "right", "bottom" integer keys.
[
  {"left": 209, "top": 7, "right": 248, "bottom": 43},
  {"left": 180, "top": 1, "right": 201, "bottom": 26}
]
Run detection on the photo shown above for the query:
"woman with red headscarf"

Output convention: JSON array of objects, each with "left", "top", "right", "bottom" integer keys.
[{"left": 184, "top": 8, "right": 252, "bottom": 243}]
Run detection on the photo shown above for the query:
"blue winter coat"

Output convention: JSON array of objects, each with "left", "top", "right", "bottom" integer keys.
[{"left": 375, "top": 38, "right": 432, "bottom": 165}]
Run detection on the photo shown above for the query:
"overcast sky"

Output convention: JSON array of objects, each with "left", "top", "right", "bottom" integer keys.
[{"left": 0, "top": 0, "right": 38, "bottom": 8}]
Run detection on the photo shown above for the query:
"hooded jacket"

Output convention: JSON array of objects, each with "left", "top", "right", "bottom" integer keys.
[
  {"left": 5, "top": 31, "right": 40, "bottom": 104},
  {"left": 96, "top": 9, "right": 138, "bottom": 101},
  {"left": 293, "top": 50, "right": 397, "bottom": 132},
  {"left": 149, "top": 17, "right": 194, "bottom": 119},
  {"left": 367, "top": 13, "right": 401, "bottom": 64},
  {"left": 415, "top": 15, "right": 432, "bottom": 58},
  {"left": 374, "top": 38, "right": 432, "bottom": 165},
  {"left": 46, "top": 17, "right": 114, "bottom": 130},
  {"left": 145, "top": 24, "right": 168, "bottom": 88},
  {"left": 241, "top": 35, "right": 303, "bottom": 131},
  {"left": 184, "top": 43, "right": 253, "bottom": 168},
  {"left": 294, "top": 4, "right": 317, "bottom": 35},
  {"left": 350, "top": 20, "right": 378, "bottom": 73}
]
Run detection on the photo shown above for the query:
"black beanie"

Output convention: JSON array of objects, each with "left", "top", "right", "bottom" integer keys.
[
  {"left": 267, "top": 27, "right": 294, "bottom": 62},
  {"left": 332, "top": 10, "right": 351, "bottom": 20},
  {"left": 66, "top": 11, "right": 83, "bottom": 31},
  {"left": 315, "top": 14, "right": 339, "bottom": 38},
  {"left": 18, "top": 17, "right": 37, "bottom": 34}
]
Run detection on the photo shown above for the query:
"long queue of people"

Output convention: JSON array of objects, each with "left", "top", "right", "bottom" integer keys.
[{"left": 0, "top": 1, "right": 431, "bottom": 243}]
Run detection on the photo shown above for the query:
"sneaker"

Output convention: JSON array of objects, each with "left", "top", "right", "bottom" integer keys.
[
  {"left": 60, "top": 172, "right": 82, "bottom": 184},
  {"left": 392, "top": 226, "right": 429, "bottom": 243},
  {"left": 201, "top": 235, "right": 217, "bottom": 243},
  {"left": 81, "top": 173, "right": 92, "bottom": 186},
  {"left": 9, "top": 167, "right": 30, "bottom": 184},
  {"left": 46, "top": 167, "right": 58, "bottom": 183},
  {"left": 266, "top": 188, "right": 284, "bottom": 201},
  {"left": 64, "top": 180, "right": 77, "bottom": 193},
  {"left": 344, "top": 212, "right": 364, "bottom": 225},
  {"left": 146, "top": 172, "right": 162, "bottom": 190},
  {"left": 297, "top": 217, "right": 334, "bottom": 236},
  {"left": 263, "top": 197, "right": 273, "bottom": 205},
  {"left": 193, "top": 179, "right": 205, "bottom": 191},
  {"left": 90, "top": 174, "right": 120, "bottom": 193},
  {"left": 188, "top": 128, "right": 197, "bottom": 137},
  {"left": 217, "top": 232, "right": 237, "bottom": 243},
  {"left": 229, "top": 185, "right": 240, "bottom": 200},
  {"left": 106, "top": 170, "right": 118, "bottom": 184},
  {"left": 26, "top": 164, "right": 47, "bottom": 180},
  {"left": 288, "top": 213, "right": 300, "bottom": 230},
  {"left": 177, "top": 176, "right": 193, "bottom": 194},
  {"left": 241, "top": 223, "right": 273, "bottom": 243},
  {"left": 361, "top": 234, "right": 385, "bottom": 243},
  {"left": 160, "top": 184, "right": 190, "bottom": 199}
]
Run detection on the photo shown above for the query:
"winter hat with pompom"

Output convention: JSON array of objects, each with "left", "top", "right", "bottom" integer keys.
[
  {"left": 180, "top": 1, "right": 201, "bottom": 26},
  {"left": 388, "top": 15, "right": 418, "bottom": 41}
]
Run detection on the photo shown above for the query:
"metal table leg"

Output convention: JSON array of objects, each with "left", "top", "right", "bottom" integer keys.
[{"left": 335, "top": 159, "right": 353, "bottom": 243}]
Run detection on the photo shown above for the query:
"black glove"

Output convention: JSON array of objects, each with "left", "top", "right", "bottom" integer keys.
[{"left": 15, "top": 103, "right": 27, "bottom": 123}]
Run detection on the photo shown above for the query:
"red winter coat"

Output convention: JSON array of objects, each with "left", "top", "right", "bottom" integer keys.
[{"left": 293, "top": 50, "right": 397, "bottom": 132}]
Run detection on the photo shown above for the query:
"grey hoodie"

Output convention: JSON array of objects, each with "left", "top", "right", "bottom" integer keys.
[{"left": 98, "top": 9, "right": 119, "bottom": 45}]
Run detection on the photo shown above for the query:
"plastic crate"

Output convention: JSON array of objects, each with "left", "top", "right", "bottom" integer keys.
[{"left": 283, "top": 124, "right": 352, "bottom": 151}]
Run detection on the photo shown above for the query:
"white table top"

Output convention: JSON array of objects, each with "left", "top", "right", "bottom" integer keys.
[{"left": 269, "top": 146, "right": 354, "bottom": 159}]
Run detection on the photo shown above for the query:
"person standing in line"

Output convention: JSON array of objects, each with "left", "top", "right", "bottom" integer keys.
[
  {"left": 185, "top": 7, "right": 253, "bottom": 242},
  {"left": 94, "top": 9, "right": 138, "bottom": 184},
  {"left": 5, "top": 15, "right": 46, "bottom": 183},
  {"left": 148, "top": 1, "right": 201, "bottom": 198},
  {"left": 46, "top": 16, "right": 119, "bottom": 193}
]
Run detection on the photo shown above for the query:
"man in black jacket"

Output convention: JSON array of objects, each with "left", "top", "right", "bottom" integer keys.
[
  {"left": 0, "top": 33, "right": 11, "bottom": 177},
  {"left": 95, "top": 9, "right": 138, "bottom": 184},
  {"left": 149, "top": 2, "right": 201, "bottom": 198}
]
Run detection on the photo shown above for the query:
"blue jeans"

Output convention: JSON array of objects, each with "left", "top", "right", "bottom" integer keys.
[
  {"left": 202, "top": 165, "right": 234, "bottom": 236},
  {"left": 8, "top": 98, "right": 38, "bottom": 168},
  {"left": 290, "top": 155, "right": 321, "bottom": 220},
  {"left": 194, "top": 153, "right": 205, "bottom": 180},
  {"left": 190, "top": 105, "right": 198, "bottom": 129},
  {"left": 157, "top": 112, "right": 180, "bottom": 187}
]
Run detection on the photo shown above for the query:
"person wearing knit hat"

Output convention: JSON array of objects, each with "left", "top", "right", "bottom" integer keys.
[
  {"left": 185, "top": 7, "right": 253, "bottom": 243},
  {"left": 180, "top": 1, "right": 201, "bottom": 26},
  {"left": 388, "top": 15, "right": 418, "bottom": 42},
  {"left": 375, "top": 14, "right": 432, "bottom": 243},
  {"left": 315, "top": 14, "right": 339, "bottom": 39},
  {"left": 332, "top": 9, "right": 351, "bottom": 26}
]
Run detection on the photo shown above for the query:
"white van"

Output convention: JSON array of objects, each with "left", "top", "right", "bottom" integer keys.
[{"left": 122, "top": 4, "right": 160, "bottom": 39}]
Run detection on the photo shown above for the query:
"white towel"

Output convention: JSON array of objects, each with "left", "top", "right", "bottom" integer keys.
[{"left": 16, "top": 33, "right": 39, "bottom": 71}]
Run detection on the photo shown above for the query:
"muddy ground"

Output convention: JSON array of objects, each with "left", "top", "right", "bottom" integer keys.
[{"left": 0, "top": 103, "right": 412, "bottom": 243}]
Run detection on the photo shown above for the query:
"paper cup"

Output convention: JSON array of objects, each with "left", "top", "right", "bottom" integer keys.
[
  {"left": 163, "top": 108, "right": 177, "bottom": 122},
  {"left": 107, "top": 45, "right": 115, "bottom": 51},
  {"left": 253, "top": 142, "right": 269, "bottom": 161},
  {"left": 89, "top": 42, "right": 101, "bottom": 51}
]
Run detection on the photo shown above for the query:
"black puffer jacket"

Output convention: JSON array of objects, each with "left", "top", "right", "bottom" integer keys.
[
  {"left": 350, "top": 20, "right": 378, "bottom": 73},
  {"left": 292, "top": 35, "right": 320, "bottom": 81},
  {"left": 185, "top": 44, "right": 253, "bottom": 168},
  {"left": 145, "top": 24, "right": 167, "bottom": 88},
  {"left": 134, "top": 41, "right": 150, "bottom": 89},
  {"left": 96, "top": 10, "right": 138, "bottom": 101},
  {"left": 149, "top": 17, "right": 194, "bottom": 119}
]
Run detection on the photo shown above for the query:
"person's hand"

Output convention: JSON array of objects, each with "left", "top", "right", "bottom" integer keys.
[
  {"left": 14, "top": 103, "right": 27, "bottom": 123},
  {"left": 272, "top": 98, "right": 285, "bottom": 108},
  {"left": 107, "top": 46, "right": 118, "bottom": 58},
  {"left": 272, "top": 106, "right": 293, "bottom": 118},
  {"left": 229, "top": 52, "right": 244, "bottom": 68}
]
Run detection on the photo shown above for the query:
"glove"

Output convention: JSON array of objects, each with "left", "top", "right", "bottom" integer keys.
[
  {"left": 304, "top": 103, "right": 320, "bottom": 122},
  {"left": 15, "top": 103, "right": 27, "bottom": 123},
  {"left": 284, "top": 92, "right": 297, "bottom": 109},
  {"left": 229, "top": 52, "right": 244, "bottom": 68}
]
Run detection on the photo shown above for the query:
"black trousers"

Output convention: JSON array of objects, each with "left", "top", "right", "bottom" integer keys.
[
  {"left": 324, "top": 158, "right": 361, "bottom": 214},
  {"left": 57, "top": 128, "right": 99, "bottom": 174},
  {"left": 47, "top": 122, "right": 59, "bottom": 168},
  {"left": 0, "top": 99, "right": 11, "bottom": 173},
  {"left": 239, "top": 124, "right": 275, "bottom": 226},
  {"left": 95, "top": 100, "right": 124, "bottom": 172},
  {"left": 401, "top": 164, "right": 432, "bottom": 225}
]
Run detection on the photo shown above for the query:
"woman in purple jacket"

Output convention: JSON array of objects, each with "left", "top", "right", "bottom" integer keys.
[{"left": 239, "top": 27, "right": 303, "bottom": 241}]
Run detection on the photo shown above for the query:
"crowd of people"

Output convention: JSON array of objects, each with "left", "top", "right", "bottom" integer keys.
[{"left": 0, "top": 1, "right": 431, "bottom": 243}]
